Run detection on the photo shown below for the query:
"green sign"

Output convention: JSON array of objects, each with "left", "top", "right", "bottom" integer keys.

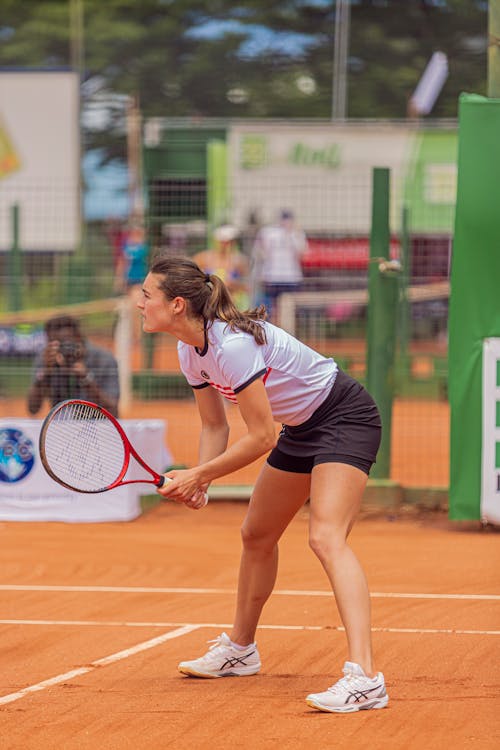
[{"left": 449, "top": 94, "right": 500, "bottom": 523}]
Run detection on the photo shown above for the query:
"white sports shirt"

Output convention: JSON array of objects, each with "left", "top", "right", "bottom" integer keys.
[
  {"left": 254, "top": 224, "right": 307, "bottom": 283},
  {"left": 178, "top": 320, "right": 338, "bottom": 426}
]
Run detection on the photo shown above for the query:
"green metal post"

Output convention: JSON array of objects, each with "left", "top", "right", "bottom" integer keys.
[
  {"left": 143, "top": 215, "right": 155, "bottom": 372},
  {"left": 206, "top": 139, "right": 228, "bottom": 242},
  {"left": 488, "top": 0, "right": 500, "bottom": 97},
  {"left": 8, "top": 203, "right": 22, "bottom": 311},
  {"left": 366, "top": 168, "right": 399, "bottom": 479},
  {"left": 399, "top": 204, "right": 411, "bottom": 377}
]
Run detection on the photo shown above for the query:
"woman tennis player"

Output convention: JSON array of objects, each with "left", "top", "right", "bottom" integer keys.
[{"left": 138, "top": 255, "right": 388, "bottom": 714}]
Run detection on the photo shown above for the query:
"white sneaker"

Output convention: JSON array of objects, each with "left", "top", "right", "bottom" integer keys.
[
  {"left": 306, "top": 661, "right": 389, "bottom": 713},
  {"left": 178, "top": 632, "right": 261, "bottom": 678}
]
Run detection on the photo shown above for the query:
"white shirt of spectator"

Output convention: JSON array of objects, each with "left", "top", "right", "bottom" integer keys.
[{"left": 254, "top": 223, "right": 308, "bottom": 284}]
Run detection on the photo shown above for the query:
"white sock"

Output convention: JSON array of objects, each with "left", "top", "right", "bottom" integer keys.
[{"left": 230, "top": 638, "right": 253, "bottom": 650}]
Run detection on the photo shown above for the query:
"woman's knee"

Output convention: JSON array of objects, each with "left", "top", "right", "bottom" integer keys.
[
  {"left": 240, "top": 521, "right": 277, "bottom": 554},
  {"left": 308, "top": 525, "right": 346, "bottom": 562}
]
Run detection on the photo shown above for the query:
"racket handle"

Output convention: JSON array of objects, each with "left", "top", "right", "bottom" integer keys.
[{"left": 157, "top": 476, "right": 172, "bottom": 488}]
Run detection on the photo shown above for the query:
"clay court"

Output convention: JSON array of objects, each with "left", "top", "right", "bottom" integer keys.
[
  {"left": 0, "top": 501, "right": 498, "bottom": 749},
  {"left": 0, "top": 337, "right": 489, "bottom": 749}
]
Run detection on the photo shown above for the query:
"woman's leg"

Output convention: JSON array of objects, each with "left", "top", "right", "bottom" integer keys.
[
  {"left": 230, "top": 463, "right": 310, "bottom": 646},
  {"left": 308, "top": 462, "right": 375, "bottom": 676}
]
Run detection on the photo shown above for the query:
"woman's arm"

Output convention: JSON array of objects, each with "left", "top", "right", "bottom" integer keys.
[
  {"left": 160, "top": 378, "right": 277, "bottom": 502},
  {"left": 195, "top": 386, "right": 230, "bottom": 464}
]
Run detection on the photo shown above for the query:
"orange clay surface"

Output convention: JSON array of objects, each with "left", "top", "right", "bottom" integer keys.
[{"left": 0, "top": 502, "right": 499, "bottom": 749}]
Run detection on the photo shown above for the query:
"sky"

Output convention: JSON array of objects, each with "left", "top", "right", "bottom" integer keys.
[{"left": 83, "top": 150, "right": 129, "bottom": 221}]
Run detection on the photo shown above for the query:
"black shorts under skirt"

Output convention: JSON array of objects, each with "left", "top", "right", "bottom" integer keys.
[{"left": 267, "top": 369, "right": 382, "bottom": 476}]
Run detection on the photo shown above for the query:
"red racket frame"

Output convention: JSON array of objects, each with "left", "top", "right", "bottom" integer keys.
[{"left": 39, "top": 399, "right": 166, "bottom": 493}]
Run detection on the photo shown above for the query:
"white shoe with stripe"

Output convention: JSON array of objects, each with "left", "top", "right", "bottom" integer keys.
[
  {"left": 178, "top": 632, "right": 261, "bottom": 678},
  {"left": 306, "top": 661, "right": 389, "bottom": 713}
]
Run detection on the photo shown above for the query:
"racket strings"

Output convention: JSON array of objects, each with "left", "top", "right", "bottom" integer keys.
[{"left": 44, "top": 402, "right": 126, "bottom": 492}]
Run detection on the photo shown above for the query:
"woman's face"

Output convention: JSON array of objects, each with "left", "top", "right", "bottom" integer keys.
[{"left": 138, "top": 273, "right": 175, "bottom": 333}]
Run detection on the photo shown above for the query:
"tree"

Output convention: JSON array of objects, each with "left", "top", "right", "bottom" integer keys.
[{"left": 0, "top": 0, "right": 488, "bottom": 164}]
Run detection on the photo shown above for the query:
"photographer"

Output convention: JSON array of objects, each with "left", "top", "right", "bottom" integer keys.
[{"left": 27, "top": 315, "right": 120, "bottom": 417}]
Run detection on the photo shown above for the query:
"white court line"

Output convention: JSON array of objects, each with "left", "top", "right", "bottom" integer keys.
[
  {"left": 1, "top": 619, "right": 498, "bottom": 708},
  {"left": 0, "top": 584, "right": 498, "bottom": 601},
  {"left": 0, "top": 624, "right": 199, "bottom": 707},
  {"left": 0, "top": 619, "right": 498, "bottom": 636}
]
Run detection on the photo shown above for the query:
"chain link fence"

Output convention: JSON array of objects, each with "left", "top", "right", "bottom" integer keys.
[{"left": 0, "top": 118, "right": 454, "bottom": 489}]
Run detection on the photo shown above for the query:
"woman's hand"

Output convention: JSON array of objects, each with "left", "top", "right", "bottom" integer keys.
[
  {"left": 184, "top": 487, "right": 209, "bottom": 511},
  {"left": 43, "top": 340, "right": 64, "bottom": 369},
  {"left": 158, "top": 468, "right": 209, "bottom": 510}
]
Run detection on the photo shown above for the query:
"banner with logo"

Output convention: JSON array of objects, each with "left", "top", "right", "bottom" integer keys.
[
  {"left": 228, "top": 121, "right": 457, "bottom": 235},
  {"left": 481, "top": 339, "right": 500, "bottom": 523},
  {"left": 0, "top": 419, "right": 170, "bottom": 522},
  {"left": 449, "top": 94, "right": 500, "bottom": 523}
]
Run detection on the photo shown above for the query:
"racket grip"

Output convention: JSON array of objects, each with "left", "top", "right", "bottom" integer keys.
[{"left": 156, "top": 476, "right": 172, "bottom": 488}]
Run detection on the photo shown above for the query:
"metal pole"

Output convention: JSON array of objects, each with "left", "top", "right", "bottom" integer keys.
[
  {"left": 366, "top": 168, "right": 399, "bottom": 479},
  {"left": 332, "top": 0, "right": 351, "bottom": 120},
  {"left": 69, "top": 0, "right": 85, "bottom": 257},
  {"left": 8, "top": 204, "right": 22, "bottom": 312},
  {"left": 69, "top": 0, "right": 84, "bottom": 76},
  {"left": 399, "top": 204, "right": 411, "bottom": 376},
  {"left": 489, "top": 0, "right": 500, "bottom": 97},
  {"left": 127, "top": 94, "right": 144, "bottom": 219}
]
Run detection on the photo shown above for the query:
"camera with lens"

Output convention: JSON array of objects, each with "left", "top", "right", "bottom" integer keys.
[{"left": 58, "top": 340, "right": 84, "bottom": 366}]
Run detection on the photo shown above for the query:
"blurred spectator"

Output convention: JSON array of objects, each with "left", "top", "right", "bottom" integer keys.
[
  {"left": 193, "top": 224, "right": 250, "bottom": 309},
  {"left": 162, "top": 223, "right": 189, "bottom": 257},
  {"left": 252, "top": 209, "right": 308, "bottom": 321},
  {"left": 27, "top": 315, "right": 120, "bottom": 417},
  {"left": 105, "top": 216, "right": 127, "bottom": 279},
  {"left": 241, "top": 210, "right": 262, "bottom": 306},
  {"left": 116, "top": 221, "right": 149, "bottom": 292},
  {"left": 241, "top": 209, "right": 261, "bottom": 258},
  {"left": 115, "top": 220, "right": 150, "bottom": 340}
]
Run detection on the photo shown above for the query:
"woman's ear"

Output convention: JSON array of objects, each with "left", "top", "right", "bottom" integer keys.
[{"left": 172, "top": 296, "right": 186, "bottom": 315}]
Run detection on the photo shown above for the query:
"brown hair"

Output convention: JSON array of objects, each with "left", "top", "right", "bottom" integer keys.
[
  {"left": 149, "top": 255, "right": 268, "bottom": 345},
  {"left": 44, "top": 315, "right": 82, "bottom": 339}
]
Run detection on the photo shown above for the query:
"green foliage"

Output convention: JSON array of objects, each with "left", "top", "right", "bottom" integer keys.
[{"left": 0, "top": 1, "right": 488, "bottom": 163}]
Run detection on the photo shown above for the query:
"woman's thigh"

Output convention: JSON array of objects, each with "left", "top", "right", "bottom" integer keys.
[
  {"left": 309, "top": 462, "right": 368, "bottom": 541},
  {"left": 243, "top": 462, "right": 311, "bottom": 545}
]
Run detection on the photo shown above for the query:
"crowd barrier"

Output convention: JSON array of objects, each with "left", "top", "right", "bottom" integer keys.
[{"left": 0, "top": 418, "right": 171, "bottom": 522}]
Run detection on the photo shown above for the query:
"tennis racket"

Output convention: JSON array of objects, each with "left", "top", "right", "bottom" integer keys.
[{"left": 39, "top": 399, "right": 168, "bottom": 494}]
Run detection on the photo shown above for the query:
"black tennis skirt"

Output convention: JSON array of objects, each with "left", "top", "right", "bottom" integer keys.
[{"left": 267, "top": 369, "right": 382, "bottom": 475}]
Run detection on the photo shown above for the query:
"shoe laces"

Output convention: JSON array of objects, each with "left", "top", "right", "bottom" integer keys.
[
  {"left": 327, "top": 665, "right": 368, "bottom": 694},
  {"left": 203, "top": 633, "right": 233, "bottom": 661},
  {"left": 207, "top": 634, "right": 227, "bottom": 650}
]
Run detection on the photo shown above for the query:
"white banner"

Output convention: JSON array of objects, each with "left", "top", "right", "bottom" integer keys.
[
  {"left": 481, "top": 338, "right": 500, "bottom": 524},
  {"left": 228, "top": 122, "right": 413, "bottom": 233},
  {"left": 0, "top": 71, "right": 80, "bottom": 252},
  {"left": 0, "top": 419, "right": 171, "bottom": 522}
]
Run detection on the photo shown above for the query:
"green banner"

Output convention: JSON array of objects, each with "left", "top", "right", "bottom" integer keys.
[{"left": 449, "top": 94, "right": 500, "bottom": 521}]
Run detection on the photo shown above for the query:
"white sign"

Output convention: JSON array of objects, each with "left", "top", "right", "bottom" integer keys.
[
  {"left": 228, "top": 122, "right": 413, "bottom": 233},
  {"left": 0, "top": 419, "right": 171, "bottom": 522},
  {"left": 481, "top": 338, "right": 500, "bottom": 524},
  {"left": 0, "top": 71, "right": 80, "bottom": 252}
]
